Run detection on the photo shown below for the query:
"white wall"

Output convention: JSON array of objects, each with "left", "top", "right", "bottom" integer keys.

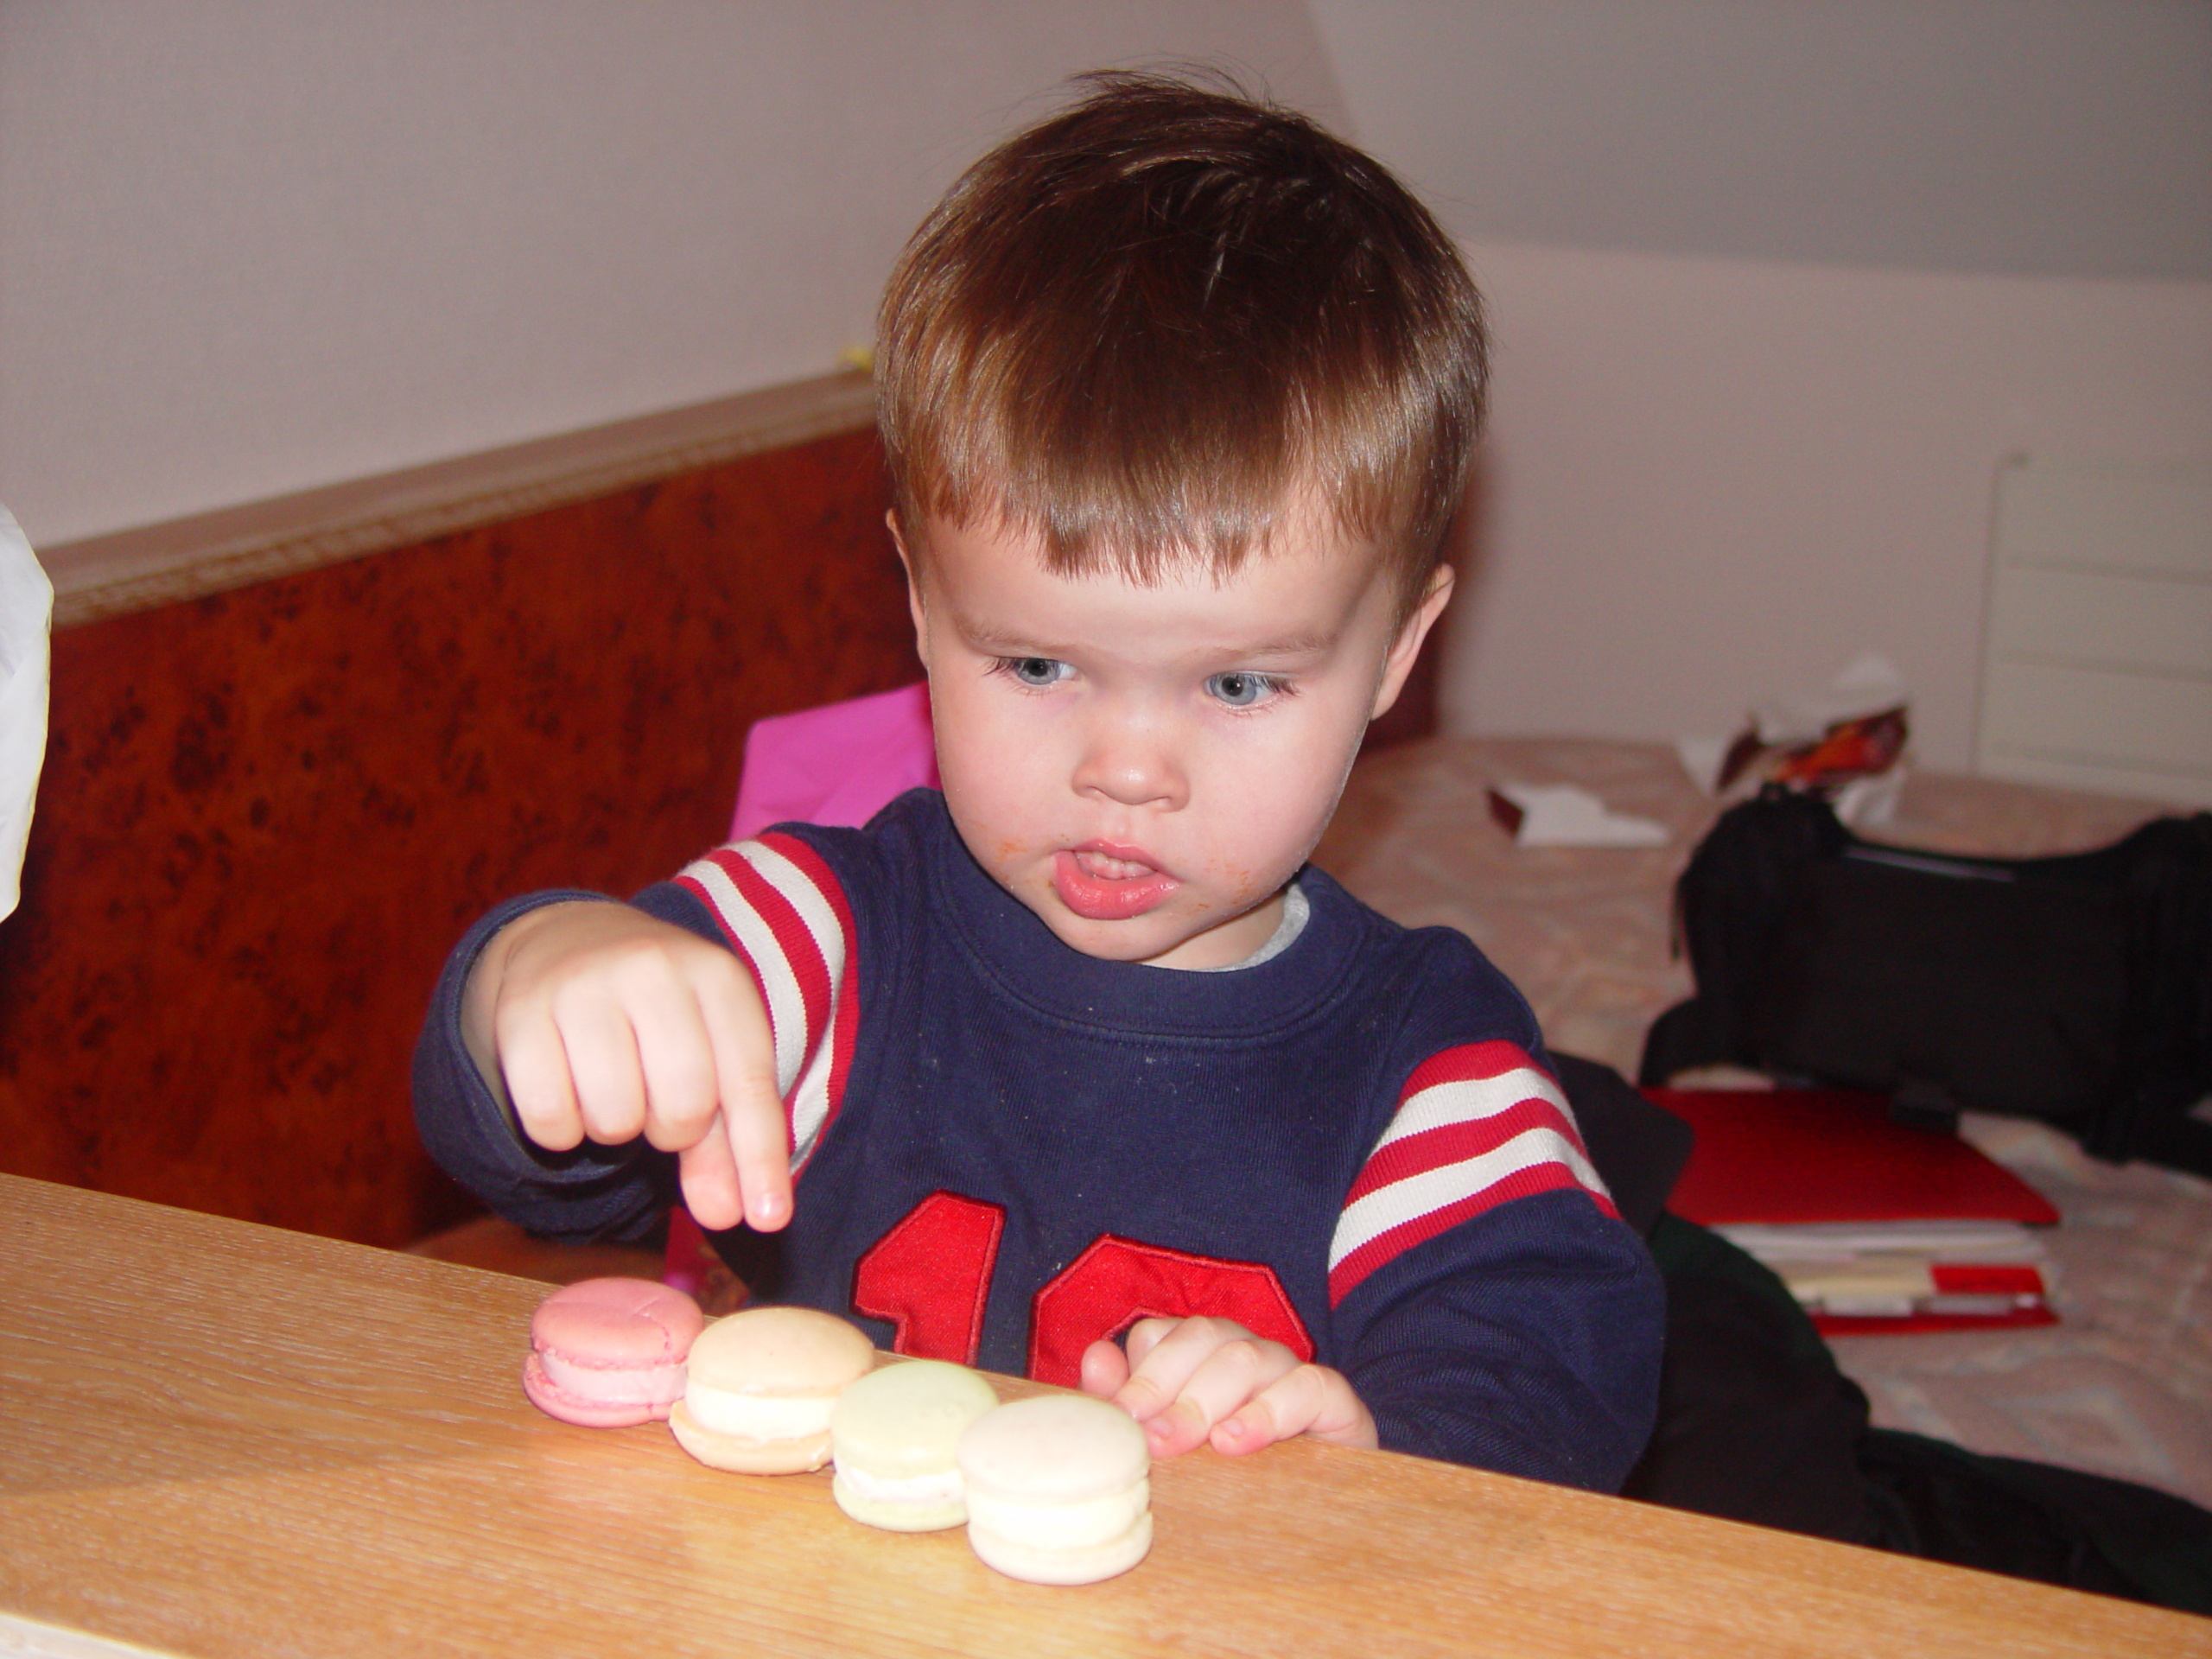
[
  {"left": 1446, "top": 243, "right": 2212, "bottom": 769},
  {"left": 1309, "top": 0, "right": 2212, "bottom": 770},
  {"left": 0, "top": 1, "right": 1341, "bottom": 547},
  {"left": 1310, "top": 0, "right": 2212, "bottom": 283}
]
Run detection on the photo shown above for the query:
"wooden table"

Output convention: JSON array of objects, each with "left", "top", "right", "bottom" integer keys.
[{"left": 2, "top": 1175, "right": 2202, "bottom": 1658}]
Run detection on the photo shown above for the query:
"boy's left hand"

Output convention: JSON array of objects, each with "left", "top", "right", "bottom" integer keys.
[{"left": 1080, "top": 1318, "right": 1378, "bottom": 1458}]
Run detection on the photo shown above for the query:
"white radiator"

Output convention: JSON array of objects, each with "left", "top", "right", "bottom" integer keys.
[{"left": 1976, "top": 459, "right": 2212, "bottom": 808}]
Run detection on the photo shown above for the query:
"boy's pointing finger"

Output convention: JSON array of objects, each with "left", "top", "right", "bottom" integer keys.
[{"left": 699, "top": 971, "right": 793, "bottom": 1232}]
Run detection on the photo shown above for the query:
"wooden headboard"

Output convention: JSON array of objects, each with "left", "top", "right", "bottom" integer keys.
[{"left": 0, "top": 375, "right": 918, "bottom": 1249}]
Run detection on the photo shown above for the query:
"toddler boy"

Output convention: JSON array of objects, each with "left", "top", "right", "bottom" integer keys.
[{"left": 416, "top": 73, "right": 1662, "bottom": 1489}]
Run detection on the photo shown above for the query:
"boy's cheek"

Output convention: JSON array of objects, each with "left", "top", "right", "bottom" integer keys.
[
  {"left": 935, "top": 757, "right": 1047, "bottom": 867},
  {"left": 931, "top": 683, "right": 1045, "bottom": 784},
  {"left": 934, "top": 720, "right": 1072, "bottom": 862}
]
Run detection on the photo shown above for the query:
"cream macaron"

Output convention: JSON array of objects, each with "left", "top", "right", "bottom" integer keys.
[
  {"left": 830, "top": 1359, "right": 1000, "bottom": 1531},
  {"left": 668, "top": 1306, "right": 875, "bottom": 1473},
  {"left": 957, "top": 1395, "right": 1153, "bottom": 1585}
]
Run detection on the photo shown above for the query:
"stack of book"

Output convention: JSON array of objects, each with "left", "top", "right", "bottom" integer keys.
[{"left": 1649, "top": 1088, "right": 2061, "bottom": 1334}]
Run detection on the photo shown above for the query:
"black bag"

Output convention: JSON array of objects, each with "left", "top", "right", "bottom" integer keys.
[{"left": 1638, "top": 788, "right": 2212, "bottom": 1172}]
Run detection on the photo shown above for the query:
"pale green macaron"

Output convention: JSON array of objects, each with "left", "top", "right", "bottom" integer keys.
[{"left": 830, "top": 1359, "right": 1001, "bottom": 1531}]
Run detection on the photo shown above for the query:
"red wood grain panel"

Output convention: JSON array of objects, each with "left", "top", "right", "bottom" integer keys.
[{"left": 0, "top": 429, "right": 916, "bottom": 1248}]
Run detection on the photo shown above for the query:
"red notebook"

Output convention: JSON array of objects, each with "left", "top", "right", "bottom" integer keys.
[{"left": 1648, "top": 1089, "right": 2060, "bottom": 1228}]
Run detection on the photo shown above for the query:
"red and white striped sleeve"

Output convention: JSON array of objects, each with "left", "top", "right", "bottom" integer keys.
[
  {"left": 674, "top": 832, "right": 861, "bottom": 1178},
  {"left": 1327, "top": 1039, "right": 1617, "bottom": 1307}
]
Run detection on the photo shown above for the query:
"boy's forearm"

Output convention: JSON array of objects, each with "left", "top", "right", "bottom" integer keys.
[
  {"left": 1332, "top": 1200, "right": 1665, "bottom": 1491},
  {"left": 1352, "top": 1338, "right": 1653, "bottom": 1491}
]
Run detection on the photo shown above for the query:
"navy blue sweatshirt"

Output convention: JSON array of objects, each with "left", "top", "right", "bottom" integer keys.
[{"left": 414, "top": 789, "right": 1661, "bottom": 1489}]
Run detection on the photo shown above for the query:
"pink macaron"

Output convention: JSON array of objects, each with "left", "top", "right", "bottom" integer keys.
[{"left": 523, "top": 1277, "right": 706, "bottom": 1428}]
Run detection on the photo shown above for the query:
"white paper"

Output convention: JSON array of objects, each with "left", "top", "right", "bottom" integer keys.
[
  {"left": 0, "top": 505, "right": 52, "bottom": 924},
  {"left": 1495, "top": 782, "right": 1668, "bottom": 849}
]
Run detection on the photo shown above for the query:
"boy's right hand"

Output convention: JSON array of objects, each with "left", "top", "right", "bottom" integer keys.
[{"left": 459, "top": 900, "right": 791, "bottom": 1234}]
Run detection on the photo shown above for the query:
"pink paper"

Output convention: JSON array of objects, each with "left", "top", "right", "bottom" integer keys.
[{"left": 729, "top": 681, "right": 939, "bottom": 841}]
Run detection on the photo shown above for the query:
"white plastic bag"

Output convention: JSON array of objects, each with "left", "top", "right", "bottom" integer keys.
[{"left": 0, "top": 505, "right": 52, "bottom": 923}]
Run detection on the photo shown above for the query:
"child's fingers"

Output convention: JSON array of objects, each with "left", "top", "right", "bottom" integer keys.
[
  {"left": 1112, "top": 1318, "right": 1291, "bottom": 1457},
  {"left": 676, "top": 1114, "right": 745, "bottom": 1232},
  {"left": 1151, "top": 1333, "right": 1302, "bottom": 1458},
  {"left": 1079, "top": 1338, "right": 1132, "bottom": 1400},
  {"left": 1211, "top": 1364, "right": 1378, "bottom": 1455},
  {"left": 554, "top": 990, "right": 651, "bottom": 1146},
  {"left": 1121, "top": 1317, "right": 1179, "bottom": 1370},
  {"left": 629, "top": 982, "right": 724, "bottom": 1154},
  {"left": 697, "top": 963, "right": 793, "bottom": 1232},
  {"left": 1110, "top": 1317, "right": 1226, "bottom": 1421},
  {"left": 495, "top": 1002, "right": 587, "bottom": 1152},
  {"left": 716, "top": 1079, "right": 793, "bottom": 1232}
]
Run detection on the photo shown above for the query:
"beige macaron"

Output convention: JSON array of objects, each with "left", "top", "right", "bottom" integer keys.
[
  {"left": 830, "top": 1359, "right": 1000, "bottom": 1531},
  {"left": 957, "top": 1394, "right": 1153, "bottom": 1585},
  {"left": 668, "top": 1306, "right": 875, "bottom": 1474}
]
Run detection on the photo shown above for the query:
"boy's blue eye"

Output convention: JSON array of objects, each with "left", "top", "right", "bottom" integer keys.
[
  {"left": 1005, "top": 657, "right": 1065, "bottom": 688},
  {"left": 1205, "top": 671, "right": 1277, "bottom": 708}
]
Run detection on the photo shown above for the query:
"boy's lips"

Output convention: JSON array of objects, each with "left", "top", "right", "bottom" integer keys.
[{"left": 1051, "top": 843, "right": 1179, "bottom": 921}]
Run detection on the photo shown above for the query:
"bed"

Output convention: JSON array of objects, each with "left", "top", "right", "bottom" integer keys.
[{"left": 1313, "top": 734, "right": 2212, "bottom": 1515}]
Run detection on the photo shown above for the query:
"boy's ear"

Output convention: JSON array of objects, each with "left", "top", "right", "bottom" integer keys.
[
  {"left": 1369, "top": 564, "right": 1456, "bottom": 722},
  {"left": 887, "top": 511, "right": 930, "bottom": 664}
]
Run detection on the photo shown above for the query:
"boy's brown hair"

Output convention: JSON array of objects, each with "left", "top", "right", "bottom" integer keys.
[{"left": 875, "top": 70, "right": 1488, "bottom": 621}]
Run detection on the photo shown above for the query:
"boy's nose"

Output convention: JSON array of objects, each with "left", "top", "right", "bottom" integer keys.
[{"left": 1071, "top": 715, "right": 1187, "bottom": 810}]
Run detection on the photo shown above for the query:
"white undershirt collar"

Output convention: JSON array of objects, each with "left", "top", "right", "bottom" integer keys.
[{"left": 1178, "top": 880, "right": 1311, "bottom": 973}]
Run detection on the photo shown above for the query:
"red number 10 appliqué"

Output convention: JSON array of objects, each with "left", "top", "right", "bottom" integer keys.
[{"left": 851, "top": 1190, "right": 1314, "bottom": 1387}]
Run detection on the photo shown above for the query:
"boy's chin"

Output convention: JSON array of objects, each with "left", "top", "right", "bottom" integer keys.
[
  {"left": 1015, "top": 893, "right": 1201, "bottom": 965},
  {"left": 1039, "top": 910, "right": 1188, "bottom": 964},
  {"left": 1033, "top": 894, "right": 1276, "bottom": 970}
]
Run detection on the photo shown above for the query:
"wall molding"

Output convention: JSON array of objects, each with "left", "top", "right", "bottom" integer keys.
[{"left": 39, "top": 369, "right": 878, "bottom": 627}]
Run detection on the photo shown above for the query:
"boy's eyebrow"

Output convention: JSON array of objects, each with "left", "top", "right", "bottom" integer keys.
[
  {"left": 1228, "top": 629, "right": 1338, "bottom": 658},
  {"left": 956, "top": 619, "right": 1340, "bottom": 659},
  {"left": 955, "top": 620, "right": 1065, "bottom": 653}
]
